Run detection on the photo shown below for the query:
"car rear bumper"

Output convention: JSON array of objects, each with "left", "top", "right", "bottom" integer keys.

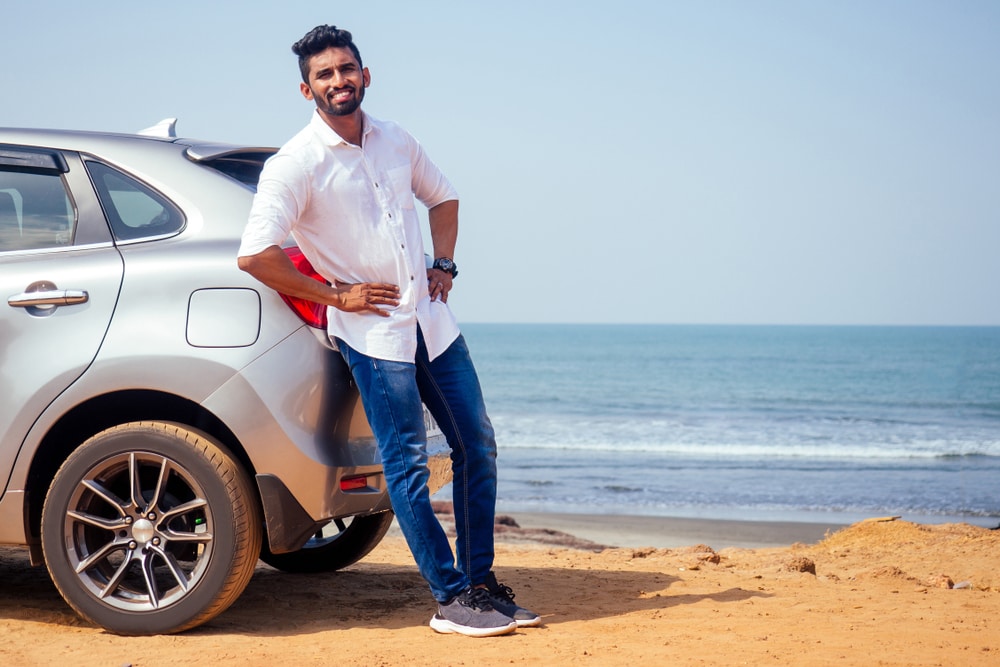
[{"left": 205, "top": 327, "right": 452, "bottom": 552}]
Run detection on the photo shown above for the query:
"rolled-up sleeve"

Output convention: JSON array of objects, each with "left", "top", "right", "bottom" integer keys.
[{"left": 407, "top": 134, "right": 458, "bottom": 210}]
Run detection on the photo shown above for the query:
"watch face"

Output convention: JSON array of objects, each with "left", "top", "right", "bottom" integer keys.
[{"left": 435, "top": 258, "right": 455, "bottom": 274}]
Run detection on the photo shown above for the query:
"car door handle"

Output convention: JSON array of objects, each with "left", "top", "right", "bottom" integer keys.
[{"left": 8, "top": 289, "right": 90, "bottom": 308}]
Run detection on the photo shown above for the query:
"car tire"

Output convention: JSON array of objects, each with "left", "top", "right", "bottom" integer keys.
[
  {"left": 41, "top": 421, "right": 262, "bottom": 635},
  {"left": 260, "top": 510, "right": 394, "bottom": 574}
]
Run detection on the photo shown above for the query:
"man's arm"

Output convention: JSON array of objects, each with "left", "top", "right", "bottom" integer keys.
[
  {"left": 427, "top": 199, "right": 458, "bottom": 303},
  {"left": 238, "top": 245, "right": 400, "bottom": 316}
]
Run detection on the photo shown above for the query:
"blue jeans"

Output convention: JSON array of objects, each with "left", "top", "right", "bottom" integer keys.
[{"left": 336, "top": 330, "right": 498, "bottom": 602}]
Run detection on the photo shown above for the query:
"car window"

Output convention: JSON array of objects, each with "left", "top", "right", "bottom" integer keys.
[
  {"left": 197, "top": 154, "right": 271, "bottom": 189},
  {"left": 0, "top": 169, "right": 75, "bottom": 251},
  {"left": 86, "top": 161, "right": 185, "bottom": 241}
]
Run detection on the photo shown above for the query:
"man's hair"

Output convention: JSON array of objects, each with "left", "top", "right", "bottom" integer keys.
[{"left": 291, "top": 25, "right": 363, "bottom": 83}]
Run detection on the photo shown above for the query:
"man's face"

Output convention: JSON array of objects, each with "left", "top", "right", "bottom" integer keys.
[{"left": 300, "top": 46, "right": 370, "bottom": 117}]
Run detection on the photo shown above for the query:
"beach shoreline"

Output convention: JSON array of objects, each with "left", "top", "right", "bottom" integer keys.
[
  {"left": 501, "top": 511, "right": 846, "bottom": 549},
  {"left": 418, "top": 502, "right": 848, "bottom": 550},
  {"left": 499, "top": 509, "right": 999, "bottom": 548}
]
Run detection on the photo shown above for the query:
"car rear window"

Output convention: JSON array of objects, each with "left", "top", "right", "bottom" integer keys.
[{"left": 194, "top": 151, "right": 273, "bottom": 190}]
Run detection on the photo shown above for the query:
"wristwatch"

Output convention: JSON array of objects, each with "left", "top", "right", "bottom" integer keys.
[{"left": 432, "top": 257, "right": 458, "bottom": 278}]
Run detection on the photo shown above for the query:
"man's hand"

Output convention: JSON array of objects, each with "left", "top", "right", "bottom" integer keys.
[
  {"left": 427, "top": 269, "right": 453, "bottom": 303},
  {"left": 239, "top": 246, "right": 400, "bottom": 317},
  {"left": 335, "top": 281, "right": 401, "bottom": 316},
  {"left": 428, "top": 199, "right": 458, "bottom": 304}
]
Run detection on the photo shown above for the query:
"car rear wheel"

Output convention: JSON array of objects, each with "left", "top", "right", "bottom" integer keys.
[
  {"left": 260, "top": 510, "right": 394, "bottom": 573},
  {"left": 41, "top": 421, "right": 262, "bottom": 635}
]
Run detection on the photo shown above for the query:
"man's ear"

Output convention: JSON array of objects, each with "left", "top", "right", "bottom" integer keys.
[
  {"left": 363, "top": 67, "right": 371, "bottom": 88},
  {"left": 300, "top": 82, "right": 314, "bottom": 100}
]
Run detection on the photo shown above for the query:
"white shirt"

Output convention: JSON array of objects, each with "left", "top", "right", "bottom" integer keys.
[{"left": 239, "top": 111, "right": 460, "bottom": 362}]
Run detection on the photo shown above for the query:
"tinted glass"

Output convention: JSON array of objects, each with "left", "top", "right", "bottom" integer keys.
[
  {"left": 0, "top": 169, "right": 75, "bottom": 251},
  {"left": 198, "top": 154, "right": 270, "bottom": 189},
  {"left": 86, "top": 161, "right": 185, "bottom": 241}
]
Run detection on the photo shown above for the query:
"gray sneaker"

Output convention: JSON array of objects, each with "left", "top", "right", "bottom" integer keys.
[
  {"left": 481, "top": 572, "right": 542, "bottom": 627},
  {"left": 429, "top": 586, "right": 517, "bottom": 637}
]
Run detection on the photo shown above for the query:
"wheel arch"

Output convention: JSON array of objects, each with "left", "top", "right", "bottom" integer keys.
[{"left": 23, "top": 389, "right": 258, "bottom": 561}]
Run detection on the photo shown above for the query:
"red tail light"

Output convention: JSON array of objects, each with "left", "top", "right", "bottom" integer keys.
[
  {"left": 339, "top": 475, "right": 371, "bottom": 492},
  {"left": 279, "top": 247, "right": 328, "bottom": 329}
]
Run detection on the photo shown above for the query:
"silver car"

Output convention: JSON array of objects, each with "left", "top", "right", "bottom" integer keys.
[{"left": 0, "top": 122, "right": 450, "bottom": 635}]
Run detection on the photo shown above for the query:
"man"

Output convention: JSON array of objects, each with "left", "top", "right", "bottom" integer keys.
[{"left": 238, "top": 24, "right": 540, "bottom": 637}]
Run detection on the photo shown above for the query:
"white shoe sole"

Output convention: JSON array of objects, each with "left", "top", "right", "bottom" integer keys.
[{"left": 429, "top": 614, "right": 517, "bottom": 637}]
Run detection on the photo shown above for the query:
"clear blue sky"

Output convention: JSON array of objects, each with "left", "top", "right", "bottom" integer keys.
[{"left": 6, "top": 1, "right": 999, "bottom": 325}]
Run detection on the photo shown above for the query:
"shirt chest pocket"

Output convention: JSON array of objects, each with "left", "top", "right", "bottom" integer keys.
[{"left": 386, "top": 165, "right": 415, "bottom": 210}]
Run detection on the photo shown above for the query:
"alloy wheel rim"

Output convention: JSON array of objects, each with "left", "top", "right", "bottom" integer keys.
[{"left": 61, "top": 451, "right": 215, "bottom": 612}]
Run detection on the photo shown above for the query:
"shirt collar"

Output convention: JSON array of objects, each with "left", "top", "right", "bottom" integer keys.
[{"left": 309, "top": 109, "right": 376, "bottom": 147}]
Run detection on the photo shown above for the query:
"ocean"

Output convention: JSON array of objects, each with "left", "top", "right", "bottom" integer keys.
[{"left": 456, "top": 324, "right": 1000, "bottom": 527}]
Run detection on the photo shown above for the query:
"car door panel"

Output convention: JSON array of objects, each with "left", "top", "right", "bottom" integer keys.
[{"left": 0, "top": 148, "right": 122, "bottom": 496}]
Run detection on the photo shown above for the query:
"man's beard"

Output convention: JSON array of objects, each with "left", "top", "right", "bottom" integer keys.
[{"left": 319, "top": 84, "right": 365, "bottom": 116}]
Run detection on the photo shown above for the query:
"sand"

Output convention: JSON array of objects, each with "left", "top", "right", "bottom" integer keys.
[{"left": 1, "top": 512, "right": 998, "bottom": 667}]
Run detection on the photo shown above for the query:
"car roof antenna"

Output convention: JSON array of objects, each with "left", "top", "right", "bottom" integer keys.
[{"left": 137, "top": 118, "right": 178, "bottom": 138}]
